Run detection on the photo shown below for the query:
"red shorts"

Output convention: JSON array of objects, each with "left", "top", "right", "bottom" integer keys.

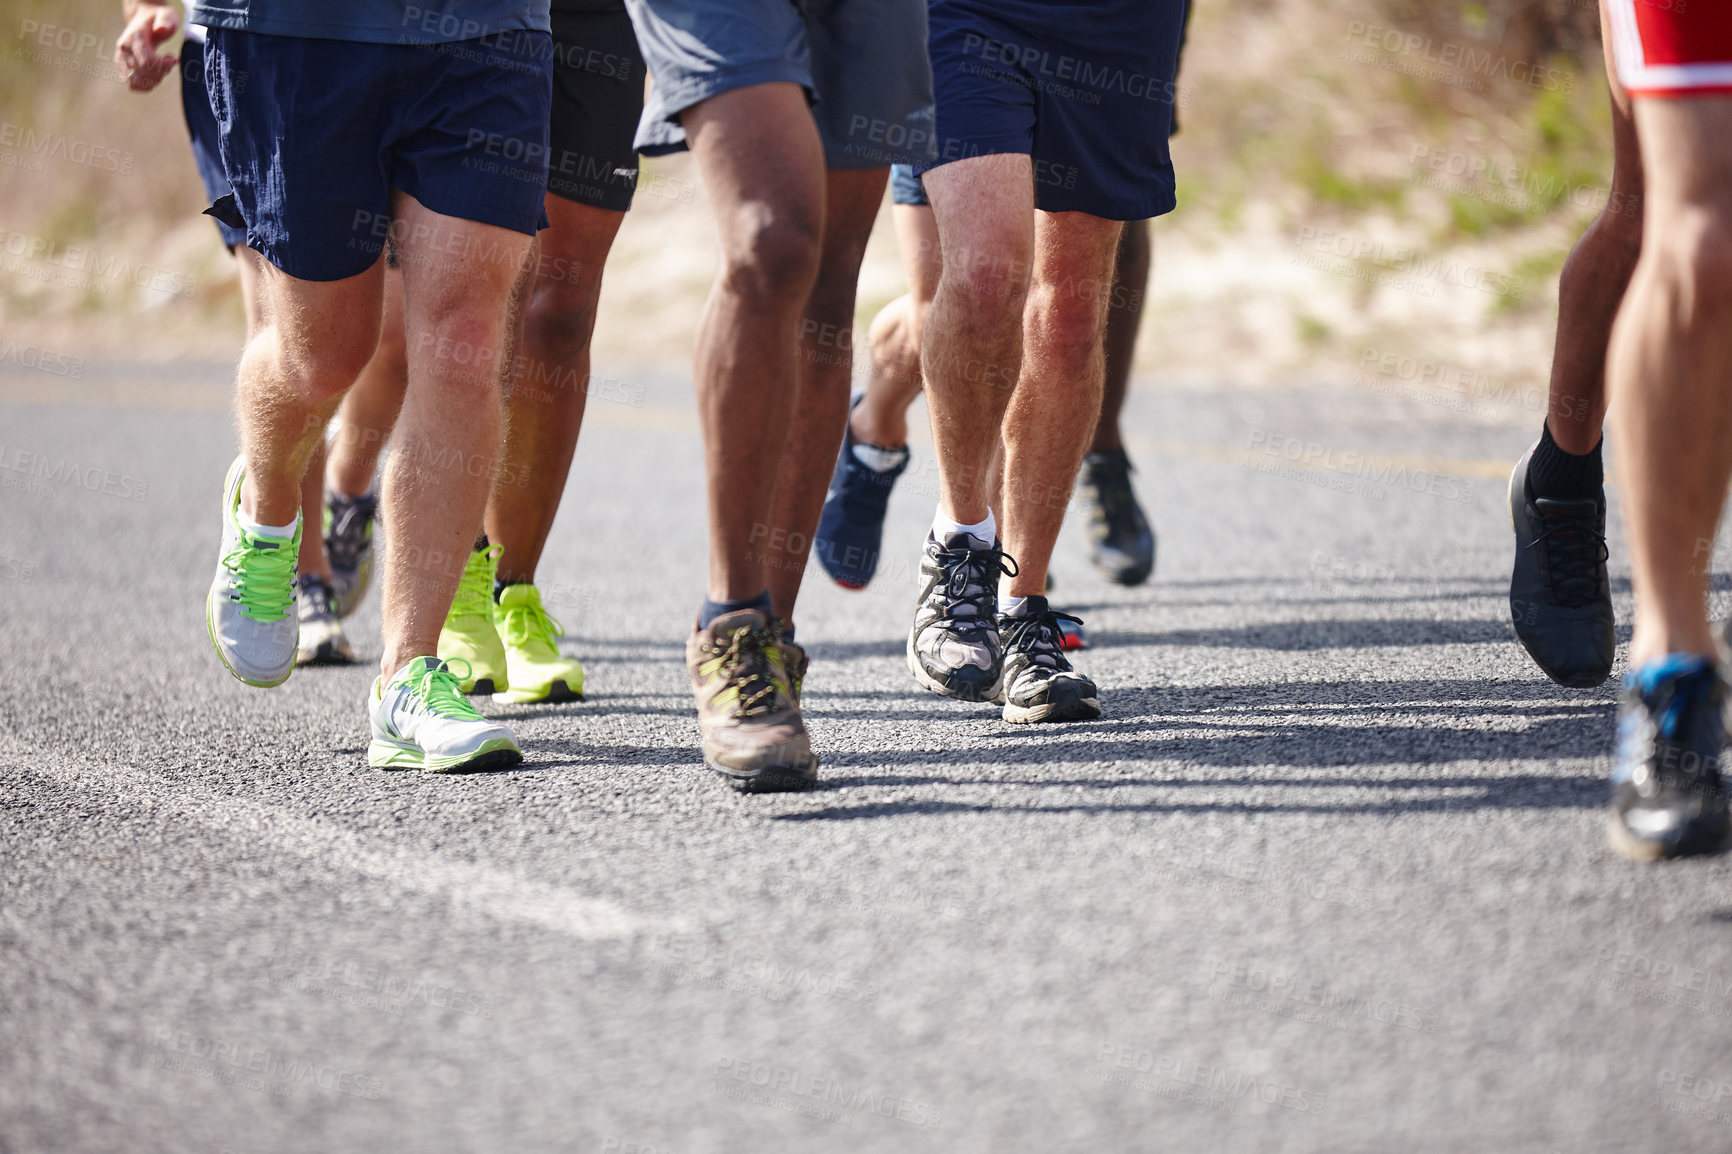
[{"left": 1608, "top": 0, "right": 1732, "bottom": 98}]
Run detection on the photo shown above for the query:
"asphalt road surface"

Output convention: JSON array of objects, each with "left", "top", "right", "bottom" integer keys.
[{"left": 6, "top": 362, "right": 1732, "bottom": 1154}]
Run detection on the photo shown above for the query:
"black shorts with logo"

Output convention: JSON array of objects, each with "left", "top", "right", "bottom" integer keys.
[{"left": 548, "top": 3, "right": 646, "bottom": 212}]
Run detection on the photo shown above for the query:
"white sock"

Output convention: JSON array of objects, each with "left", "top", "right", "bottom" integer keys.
[
  {"left": 239, "top": 509, "right": 299, "bottom": 540},
  {"left": 933, "top": 508, "right": 995, "bottom": 547},
  {"left": 1000, "top": 594, "right": 1030, "bottom": 616},
  {"left": 851, "top": 442, "right": 907, "bottom": 473}
]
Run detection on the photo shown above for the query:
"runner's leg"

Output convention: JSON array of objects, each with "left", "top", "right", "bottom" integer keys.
[{"left": 765, "top": 167, "right": 888, "bottom": 617}]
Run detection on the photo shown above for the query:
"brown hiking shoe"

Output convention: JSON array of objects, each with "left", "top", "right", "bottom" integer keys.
[
  {"left": 773, "top": 617, "right": 809, "bottom": 704},
  {"left": 686, "top": 609, "right": 818, "bottom": 792}
]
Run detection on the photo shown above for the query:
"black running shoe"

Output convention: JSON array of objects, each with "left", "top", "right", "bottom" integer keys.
[
  {"left": 997, "top": 596, "right": 1101, "bottom": 724},
  {"left": 1609, "top": 655, "right": 1732, "bottom": 861},
  {"left": 814, "top": 397, "right": 909, "bottom": 590},
  {"left": 1081, "top": 448, "right": 1155, "bottom": 587},
  {"left": 1508, "top": 443, "right": 1613, "bottom": 687},
  {"left": 907, "top": 531, "right": 1016, "bottom": 702},
  {"left": 325, "top": 490, "right": 379, "bottom": 619}
]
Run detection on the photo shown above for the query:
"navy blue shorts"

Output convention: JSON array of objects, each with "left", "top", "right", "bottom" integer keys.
[
  {"left": 203, "top": 29, "right": 554, "bottom": 282},
  {"left": 625, "top": 0, "right": 936, "bottom": 171},
  {"left": 918, "top": 0, "right": 1188, "bottom": 221},
  {"left": 178, "top": 41, "right": 244, "bottom": 250},
  {"left": 890, "top": 163, "right": 928, "bottom": 207}
]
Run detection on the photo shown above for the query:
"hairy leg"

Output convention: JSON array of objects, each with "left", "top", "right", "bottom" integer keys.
[
  {"left": 327, "top": 267, "right": 408, "bottom": 498},
  {"left": 377, "top": 193, "right": 532, "bottom": 676},
  {"left": 1001, "top": 211, "right": 1124, "bottom": 596},
  {"left": 920, "top": 154, "right": 1036, "bottom": 526}
]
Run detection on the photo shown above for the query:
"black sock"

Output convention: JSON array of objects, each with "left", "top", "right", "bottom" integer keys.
[
  {"left": 473, "top": 534, "right": 490, "bottom": 552},
  {"left": 698, "top": 590, "right": 771, "bottom": 630},
  {"left": 493, "top": 578, "right": 525, "bottom": 604},
  {"left": 1527, "top": 424, "right": 1603, "bottom": 502}
]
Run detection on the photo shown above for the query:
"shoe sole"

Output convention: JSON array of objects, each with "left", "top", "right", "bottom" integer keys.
[
  {"left": 905, "top": 632, "right": 1003, "bottom": 704},
  {"left": 206, "top": 586, "right": 295, "bottom": 688},
  {"left": 1003, "top": 694, "right": 1102, "bottom": 724},
  {"left": 464, "top": 678, "right": 499, "bottom": 696},
  {"left": 1605, "top": 812, "right": 1732, "bottom": 863},
  {"left": 494, "top": 681, "right": 583, "bottom": 705},
  {"left": 295, "top": 641, "right": 355, "bottom": 667},
  {"left": 368, "top": 737, "right": 523, "bottom": 774},
  {"left": 708, "top": 752, "right": 821, "bottom": 793},
  {"left": 332, "top": 556, "right": 374, "bottom": 620}
]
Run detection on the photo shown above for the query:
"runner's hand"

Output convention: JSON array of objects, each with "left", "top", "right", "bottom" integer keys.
[{"left": 115, "top": 3, "right": 179, "bottom": 92}]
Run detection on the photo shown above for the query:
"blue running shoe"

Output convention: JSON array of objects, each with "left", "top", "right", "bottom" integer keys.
[
  {"left": 1609, "top": 654, "right": 1732, "bottom": 862},
  {"left": 814, "top": 397, "right": 909, "bottom": 590}
]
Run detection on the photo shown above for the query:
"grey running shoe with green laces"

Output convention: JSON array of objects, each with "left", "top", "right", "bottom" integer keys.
[
  {"left": 368, "top": 656, "right": 523, "bottom": 773},
  {"left": 207, "top": 456, "right": 300, "bottom": 687}
]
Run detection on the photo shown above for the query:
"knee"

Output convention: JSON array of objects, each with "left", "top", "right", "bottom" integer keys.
[
  {"left": 263, "top": 323, "right": 378, "bottom": 406},
  {"left": 408, "top": 309, "right": 512, "bottom": 390},
  {"left": 718, "top": 204, "right": 822, "bottom": 307},
  {"left": 1027, "top": 286, "right": 1108, "bottom": 364},
  {"left": 525, "top": 279, "right": 600, "bottom": 357}
]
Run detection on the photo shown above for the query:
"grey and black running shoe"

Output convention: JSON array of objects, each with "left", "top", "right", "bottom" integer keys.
[
  {"left": 325, "top": 489, "right": 378, "bottom": 619},
  {"left": 296, "top": 574, "right": 356, "bottom": 666},
  {"left": 1508, "top": 443, "right": 1613, "bottom": 687},
  {"left": 907, "top": 531, "right": 1016, "bottom": 702},
  {"left": 1081, "top": 448, "right": 1155, "bottom": 587},
  {"left": 996, "top": 596, "right": 1101, "bottom": 723}
]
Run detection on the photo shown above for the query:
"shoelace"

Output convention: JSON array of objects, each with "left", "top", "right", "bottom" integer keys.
[
  {"left": 1001, "top": 606, "right": 1086, "bottom": 678},
  {"left": 223, "top": 533, "right": 297, "bottom": 623},
  {"left": 700, "top": 625, "right": 789, "bottom": 719},
  {"left": 499, "top": 596, "right": 564, "bottom": 652},
  {"left": 452, "top": 546, "right": 501, "bottom": 617},
  {"left": 407, "top": 658, "right": 484, "bottom": 721},
  {"left": 326, "top": 493, "right": 377, "bottom": 568},
  {"left": 933, "top": 543, "right": 1018, "bottom": 637},
  {"left": 1528, "top": 505, "right": 1608, "bottom": 609}
]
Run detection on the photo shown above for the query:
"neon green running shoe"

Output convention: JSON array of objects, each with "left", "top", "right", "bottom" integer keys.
[
  {"left": 493, "top": 583, "right": 585, "bottom": 704},
  {"left": 438, "top": 543, "right": 508, "bottom": 695},
  {"left": 207, "top": 455, "right": 301, "bottom": 687},
  {"left": 368, "top": 657, "right": 522, "bottom": 773}
]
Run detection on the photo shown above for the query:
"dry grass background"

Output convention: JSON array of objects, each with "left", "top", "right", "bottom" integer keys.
[{"left": 0, "top": 0, "right": 1612, "bottom": 408}]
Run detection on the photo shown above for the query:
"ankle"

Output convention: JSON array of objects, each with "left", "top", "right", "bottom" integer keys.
[{"left": 853, "top": 402, "right": 906, "bottom": 449}]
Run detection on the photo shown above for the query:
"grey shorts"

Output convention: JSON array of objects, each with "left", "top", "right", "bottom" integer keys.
[{"left": 624, "top": 0, "right": 936, "bottom": 170}]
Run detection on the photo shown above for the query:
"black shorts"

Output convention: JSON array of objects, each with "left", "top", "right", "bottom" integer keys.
[{"left": 547, "top": 6, "right": 646, "bottom": 212}]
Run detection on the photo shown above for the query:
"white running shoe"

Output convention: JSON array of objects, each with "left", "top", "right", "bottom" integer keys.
[
  {"left": 206, "top": 456, "right": 300, "bottom": 687},
  {"left": 368, "top": 657, "right": 523, "bottom": 773}
]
